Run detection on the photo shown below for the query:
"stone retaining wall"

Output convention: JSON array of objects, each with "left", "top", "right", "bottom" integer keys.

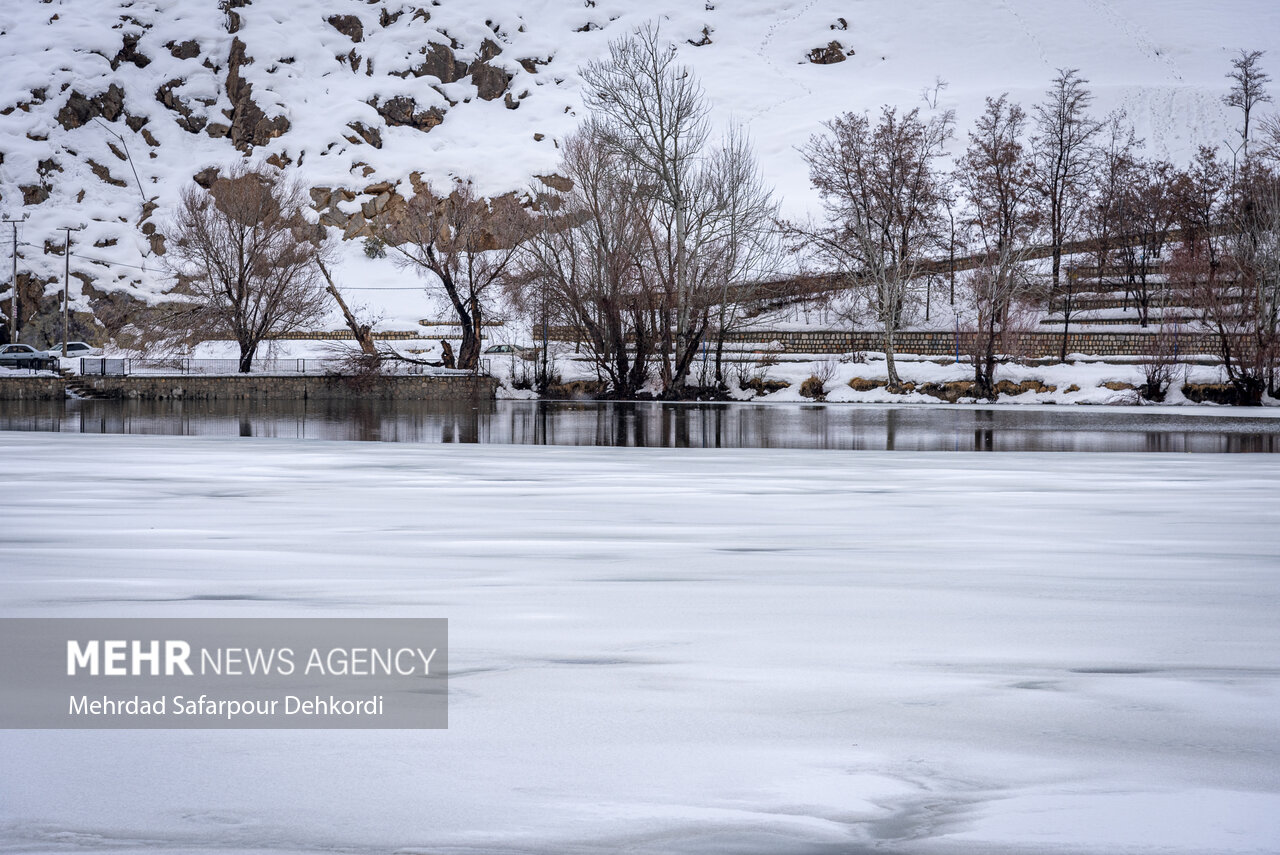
[
  {"left": 265, "top": 330, "right": 426, "bottom": 341},
  {"left": 80, "top": 374, "right": 497, "bottom": 401},
  {"left": 0, "top": 375, "right": 65, "bottom": 400},
  {"left": 723, "top": 330, "right": 1225, "bottom": 358}
]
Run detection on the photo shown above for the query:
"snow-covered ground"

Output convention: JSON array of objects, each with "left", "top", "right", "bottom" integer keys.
[{"left": 1, "top": 434, "right": 1278, "bottom": 854}]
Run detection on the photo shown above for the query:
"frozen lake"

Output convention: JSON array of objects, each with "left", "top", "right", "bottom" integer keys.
[
  {"left": 4, "top": 398, "right": 1280, "bottom": 451},
  {"left": 1, "top": 433, "right": 1278, "bottom": 854}
]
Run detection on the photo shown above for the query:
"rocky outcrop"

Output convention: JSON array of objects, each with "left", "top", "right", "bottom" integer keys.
[
  {"left": 808, "top": 41, "right": 850, "bottom": 64},
  {"left": 370, "top": 95, "right": 443, "bottom": 131},
  {"left": 56, "top": 84, "right": 125, "bottom": 130},
  {"left": 327, "top": 14, "right": 364, "bottom": 42},
  {"left": 155, "top": 78, "right": 207, "bottom": 133},
  {"left": 398, "top": 42, "right": 467, "bottom": 82},
  {"left": 111, "top": 32, "right": 151, "bottom": 70},
  {"left": 166, "top": 39, "right": 201, "bottom": 60},
  {"left": 225, "top": 37, "right": 290, "bottom": 150}
]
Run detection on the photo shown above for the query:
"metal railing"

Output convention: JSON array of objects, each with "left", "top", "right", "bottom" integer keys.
[{"left": 79, "top": 357, "right": 494, "bottom": 377}]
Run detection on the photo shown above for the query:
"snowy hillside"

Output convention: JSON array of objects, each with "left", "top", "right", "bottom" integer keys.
[{"left": 0, "top": 0, "right": 1277, "bottom": 334}]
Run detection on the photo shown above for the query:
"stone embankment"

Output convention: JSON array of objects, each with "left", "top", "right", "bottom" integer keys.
[{"left": 0, "top": 374, "right": 496, "bottom": 401}]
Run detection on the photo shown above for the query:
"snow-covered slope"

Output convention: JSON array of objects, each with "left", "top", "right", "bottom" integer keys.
[{"left": 0, "top": 0, "right": 1277, "bottom": 334}]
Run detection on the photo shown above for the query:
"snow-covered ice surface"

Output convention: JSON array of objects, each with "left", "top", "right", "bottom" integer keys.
[{"left": 1, "top": 433, "right": 1279, "bottom": 854}]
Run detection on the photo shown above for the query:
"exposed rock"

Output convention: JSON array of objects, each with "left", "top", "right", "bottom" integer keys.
[
  {"left": 155, "top": 78, "right": 207, "bottom": 133},
  {"left": 37, "top": 158, "right": 62, "bottom": 175},
  {"left": 222, "top": 0, "right": 248, "bottom": 34},
  {"left": 379, "top": 8, "right": 404, "bottom": 27},
  {"left": 808, "top": 41, "right": 849, "bottom": 64},
  {"left": 206, "top": 122, "right": 229, "bottom": 139},
  {"left": 111, "top": 32, "right": 151, "bottom": 70},
  {"left": 88, "top": 159, "right": 128, "bottom": 187},
  {"left": 370, "top": 95, "right": 443, "bottom": 131},
  {"left": 471, "top": 60, "right": 513, "bottom": 101},
  {"left": 398, "top": 42, "right": 467, "bottom": 82},
  {"left": 124, "top": 113, "right": 148, "bottom": 132},
  {"left": 140, "top": 127, "right": 160, "bottom": 147},
  {"left": 21, "top": 184, "right": 49, "bottom": 205},
  {"left": 536, "top": 173, "right": 573, "bottom": 192},
  {"left": 687, "top": 26, "right": 712, "bottom": 46},
  {"left": 346, "top": 121, "right": 383, "bottom": 148},
  {"left": 57, "top": 84, "right": 125, "bottom": 130},
  {"left": 193, "top": 166, "right": 219, "bottom": 189},
  {"left": 167, "top": 39, "right": 201, "bottom": 60},
  {"left": 149, "top": 233, "right": 166, "bottom": 255},
  {"left": 326, "top": 14, "right": 364, "bottom": 42},
  {"left": 475, "top": 38, "right": 503, "bottom": 63},
  {"left": 517, "top": 56, "right": 549, "bottom": 74},
  {"left": 226, "top": 37, "right": 291, "bottom": 150}
]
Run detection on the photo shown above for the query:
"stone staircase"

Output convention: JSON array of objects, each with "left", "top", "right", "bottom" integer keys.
[{"left": 56, "top": 367, "right": 109, "bottom": 399}]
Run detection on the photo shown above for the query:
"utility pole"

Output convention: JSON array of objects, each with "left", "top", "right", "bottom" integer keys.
[
  {"left": 1, "top": 214, "right": 26, "bottom": 343},
  {"left": 61, "top": 225, "right": 85, "bottom": 358}
]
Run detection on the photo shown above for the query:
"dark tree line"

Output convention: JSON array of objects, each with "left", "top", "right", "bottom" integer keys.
[{"left": 151, "top": 32, "right": 1280, "bottom": 402}]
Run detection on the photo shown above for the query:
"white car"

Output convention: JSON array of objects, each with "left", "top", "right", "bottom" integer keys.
[{"left": 45, "top": 341, "right": 102, "bottom": 359}]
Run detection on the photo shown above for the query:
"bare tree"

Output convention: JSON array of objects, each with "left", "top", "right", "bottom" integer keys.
[
  {"left": 1173, "top": 146, "right": 1229, "bottom": 267},
  {"left": 957, "top": 259, "right": 1038, "bottom": 399},
  {"left": 162, "top": 166, "right": 329, "bottom": 372},
  {"left": 957, "top": 95, "right": 1041, "bottom": 394},
  {"left": 382, "top": 181, "right": 529, "bottom": 370},
  {"left": 581, "top": 22, "right": 708, "bottom": 391},
  {"left": 1079, "top": 115, "right": 1140, "bottom": 355},
  {"left": 1257, "top": 112, "right": 1280, "bottom": 164},
  {"left": 1116, "top": 159, "right": 1179, "bottom": 327},
  {"left": 1031, "top": 69, "right": 1104, "bottom": 293},
  {"left": 1224, "top": 50, "right": 1273, "bottom": 162},
  {"left": 516, "top": 120, "right": 655, "bottom": 397},
  {"left": 695, "top": 124, "right": 782, "bottom": 387},
  {"left": 582, "top": 22, "right": 780, "bottom": 394},
  {"left": 316, "top": 258, "right": 381, "bottom": 368},
  {"left": 793, "top": 105, "right": 953, "bottom": 388}
]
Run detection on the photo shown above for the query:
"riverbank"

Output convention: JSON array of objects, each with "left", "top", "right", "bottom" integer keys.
[{"left": 496, "top": 350, "right": 1280, "bottom": 408}]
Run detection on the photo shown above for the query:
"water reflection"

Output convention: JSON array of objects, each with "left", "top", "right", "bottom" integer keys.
[{"left": 1, "top": 398, "right": 1277, "bottom": 452}]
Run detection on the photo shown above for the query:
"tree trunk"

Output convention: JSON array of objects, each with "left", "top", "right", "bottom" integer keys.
[
  {"left": 237, "top": 340, "right": 256, "bottom": 374},
  {"left": 457, "top": 297, "right": 481, "bottom": 370},
  {"left": 883, "top": 327, "right": 901, "bottom": 389},
  {"left": 1059, "top": 283, "right": 1072, "bottom": 363}
]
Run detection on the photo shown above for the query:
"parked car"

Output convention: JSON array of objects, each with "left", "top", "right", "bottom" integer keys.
[
  {"left": 483, "top": 343, "right": 539, "bottom": 360},
  {"left": 0, "top": 343, "right": 54, "bottom": 369},
  {"left": 44, "top": 341, "right": 102, "bottom": 359}
]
